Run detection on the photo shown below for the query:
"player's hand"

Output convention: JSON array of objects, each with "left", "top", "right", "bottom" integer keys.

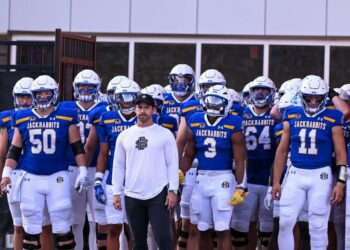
[
  {"left": 272, "top": 184, "right": 281, "bottom": 200},
  {"left": 179, "top": 170, "right": 185, "bottom": 185},
  {"left": 0, "top": 177, "right": 11, "bottom": 196},
  {"left": 94, "top": 183, "right": 106, "bottom": 205},
  {"left": 264, "top": 186, "right": 273, "bottom": 210},
  {"left": 165, "top": 191, "right": 177, "bottom": 210},
  {"left": 229, "top": 187, "right": 248, "bottom": 206},
  {"left": 331, "top": 182, "right": 345, "bottom": 205},
  {"left": 75, "top": 166, "right": 90, "bottom": 194},
  {"left": 113, "top": 195, "right": 122, "bottom": 211}
]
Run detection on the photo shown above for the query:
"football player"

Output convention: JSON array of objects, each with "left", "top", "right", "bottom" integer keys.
[
  {"left": 60, "top": 69, "right": 107, "bottom": 250},
  {"left": 272, "top": 75, "right": 347, "bottom": 250},
  {"left": 181, "top": 85, "right": 246, "bottom": 250},
  {"left": 94, "top": 78, "right": 140, "bottom": 250},
  {"left": 231, "top": 76, "right": 276, "bottom": 250},
  {"left": 84, "top": 75, "right": 130, "bottom": 249},
  {"left": 0, "top": 77, "right": 53, "bottom": 250},
  {"left": 177, "top": 69, "right": 226, "bottom": 250},
  {"left": 0, "top": 75, "right": 89, "bottom": 250}
]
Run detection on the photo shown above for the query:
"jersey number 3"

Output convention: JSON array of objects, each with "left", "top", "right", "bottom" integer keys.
[
  {"left": 29, "top": 129, "right": 56, "bottom": 154},
  {"left": 204, "top": 137, "right": 216, "bottom": 158}
]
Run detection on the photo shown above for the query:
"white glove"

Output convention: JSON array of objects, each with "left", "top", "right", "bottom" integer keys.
[
  {"left": 264, "top": 186, "right": 273, "bottom": 211},
  {"left": 75, "top": 166, "right": 89, "bottom": 194}
]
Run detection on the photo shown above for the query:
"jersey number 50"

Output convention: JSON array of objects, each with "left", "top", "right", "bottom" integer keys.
[{"left": 29, "top": 129, "right": 56, "bottom": 154}]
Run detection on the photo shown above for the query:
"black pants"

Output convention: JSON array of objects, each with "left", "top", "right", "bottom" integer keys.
[{"left": 125, "top": 186, "right": 172, "bottom": 250}]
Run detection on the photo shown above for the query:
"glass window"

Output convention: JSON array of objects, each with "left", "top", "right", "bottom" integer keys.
[
  {"left": 96, "top": 42, "right": 129, "bottom": 91},
  {"left": 202, "top": 44, "right": 263, "bottom": 92},
  {"left": 0, "top": 45, "right": 8, "bottom": 71},
  {"left": 269, "top": 45, "right": 324, "bottom": 87},
  {"left": 134, "top": 43, "right": 195, "bottom": 88},
  {"left": 330, "top": 46, "right": 350, "bottom": 87}
]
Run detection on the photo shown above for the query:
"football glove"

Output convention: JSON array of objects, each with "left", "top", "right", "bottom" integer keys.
[
  {"left": 229, "top": 186, "right": 248, "bottom": 206},
  {"left": 94, "top": 172, "right": 106, "bottom": 204},
  {"left": 179, "top": 170, "right": 185, "bottom": 185},
  {"left": 75, "top": 166, "right": 90, "bottom": 194},
  {"left": 264, "top": 186, "right": 273, "bottom": 211}
]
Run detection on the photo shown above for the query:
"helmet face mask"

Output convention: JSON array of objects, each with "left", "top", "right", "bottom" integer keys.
[
  {"left": 169, "top": 74, "right": 194, "bottom": 97},
  {"left": 203, "top": 95, "right": 228, "bottom": 117},
  {"left": 74, "top": 83, "right": 99, "bottom": 102},
  {"left": 202, "top": 85, "right": 232, "bottom": 117},
  {"left": 168, "top": 64, "right": 195, "bottom": 97},
  {"left": 300, "top": 93, "right": 327, "bottom": 114},
  {"left": 14, "top": 94, "right": 33, "bottom": 109},
  {"left": 73, "top": 69, "right": 101, "bottom": 102},
  {"left": 250, "top": 87, "right": 274, "bottom": 107},
  {"left": 31, "top": 75, "right": 58, "bottom": 110},
  {"left": 114, "top": 79, "right": 141, "bottom": 115},
  {"left": 33, "top": 89, "right": 57, "bottom": 110},
  {"left": 299, "top": 75, "right": 328, "bottom": 115},
  {"left": 115, "top": 92, "right": 138, "bottom": 115},
  {"left": 13, "top": 77, "right": 33, "bottom": 109}
]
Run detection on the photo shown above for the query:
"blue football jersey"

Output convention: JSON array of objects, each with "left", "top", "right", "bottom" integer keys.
[
  {"left": 342, "top": 120, "right": 350, "bottom": 145},
  {"left": 231, "top": 103, "right": 244, "bottom": 117},
  {"left": 188, "top": 113, "right": 243, "bottom": 171},
  {"left": 284, "top": 106, "right": 343, "bottom": 169},
  {"left": 60, "top": 101, "right": 108, "bottom": 166},
  {"left": 0, "top": 109, "right": 15, "bottom": 146},
  {"left": 163, "top": 93, "right": 196, "bottom": 126},
  {"left": 98, "top": 111, "right": 137, "bottom": 185},
  {"left": 179, "top": 99, "right": 202, "bottom": 124},
  {"left": 243, "top": 106, "right": 276, "bottom": 185},
  {"left": 274, "top": 122, "right": 284, "bottom": 141},
  {"left": 12, "top": 107, "right": 78, "bottom": 175},
  {"left": 153, "top": 113, "right": 178, "bottom": 132},
  {"left": 0, "top": 109, "right": 25, "bottom": 170}
]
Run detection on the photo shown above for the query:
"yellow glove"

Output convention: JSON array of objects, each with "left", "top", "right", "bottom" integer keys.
[
  {"left": 179, "top": 170, "right": 185, "bottom": 185},
  {"left": 229, "top": 188, "right": 248, "bottom": 206}
]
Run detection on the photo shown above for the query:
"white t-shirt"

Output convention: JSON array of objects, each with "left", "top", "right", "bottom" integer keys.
[{"left": 112, "top": 123, "right": 179, "bottom": 200}]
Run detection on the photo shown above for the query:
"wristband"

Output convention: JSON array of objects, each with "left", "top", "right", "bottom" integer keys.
[
  {"left": 236, "top": 183, "right": 248, "bottom": 192},
  {"left": 337, "top": 165, "right": 347, "bottom": 183},
  {"left": 95, "top": 172, "right": 104, "bottom": 184},
  {"left": 79, "top": 166, "right": 88, "bottom": 176},
  {"left": 2, "top": 166, "right": 13, "bottom": 178}
]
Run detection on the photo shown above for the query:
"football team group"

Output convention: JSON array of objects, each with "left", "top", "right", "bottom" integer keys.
[{"left": 0, "top": 64, "right": 349, "bottom": 250}]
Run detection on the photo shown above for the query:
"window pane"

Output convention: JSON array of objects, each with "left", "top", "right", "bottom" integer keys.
[
  {"left": 96, "top": 42, "right": 129, "bottom": 91},
  {"left": 134, "top": 43, "right": 195, "bottom": 88},
  {"left": 0, "top": 45, "right": 8, "bottom": 71},
  {"left": 202, "top": 44, "right": 263, "bottom": 91},
  {"left": 269, "top": 45, "right": 324, "bottom": 87},
  {"left": 330, "top": 46, "right": 350, "bottom": 87}
]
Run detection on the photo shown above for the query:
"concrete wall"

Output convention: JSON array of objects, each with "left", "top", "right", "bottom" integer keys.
[{"left": 0, "top": 0, "right": 349, "bottom": 36}]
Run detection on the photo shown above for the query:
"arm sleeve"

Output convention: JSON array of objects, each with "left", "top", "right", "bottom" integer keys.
[
  {"left": 112, "top": 131, "right": 126, "bottom": 196},
  {"left": 164, "top": 130, "right": 179, "bottom": 190}
]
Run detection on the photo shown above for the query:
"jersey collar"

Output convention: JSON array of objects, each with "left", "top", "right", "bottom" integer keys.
[
  {"left": 31, "top": 108, "right": 56, "bottom": 119},
  {"left": 171, "top": 93, "right": 195, "bottom": 104},
  {"left": 204, "top": 114, "right": 223, "bottom": 127},
  {"left": 75, "top": 101, "right": 99, "bottom": 111},
  {"left": 118, "top": 110, "right": 136, "bottom": 122}
]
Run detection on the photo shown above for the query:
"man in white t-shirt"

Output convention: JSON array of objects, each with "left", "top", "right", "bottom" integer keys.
[{"left": 112, "top": 93, "right": 179, "bottom": 250}]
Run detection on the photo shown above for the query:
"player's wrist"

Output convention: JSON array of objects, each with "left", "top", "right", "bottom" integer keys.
[
  {"left": 78, "top": 166, "right": 88, "bottom": 176},
  {"left": 95, "top": 172, "right": 104, "bottom": 185},
  {"left": 336, "top": 165, "right": 347, "bottom": 184},
  {"left": 236, "top": 183, "right": 248, "bottom": 192},
  {"left": 2, "top": 166, "right": 13, "bottom": 179}
]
